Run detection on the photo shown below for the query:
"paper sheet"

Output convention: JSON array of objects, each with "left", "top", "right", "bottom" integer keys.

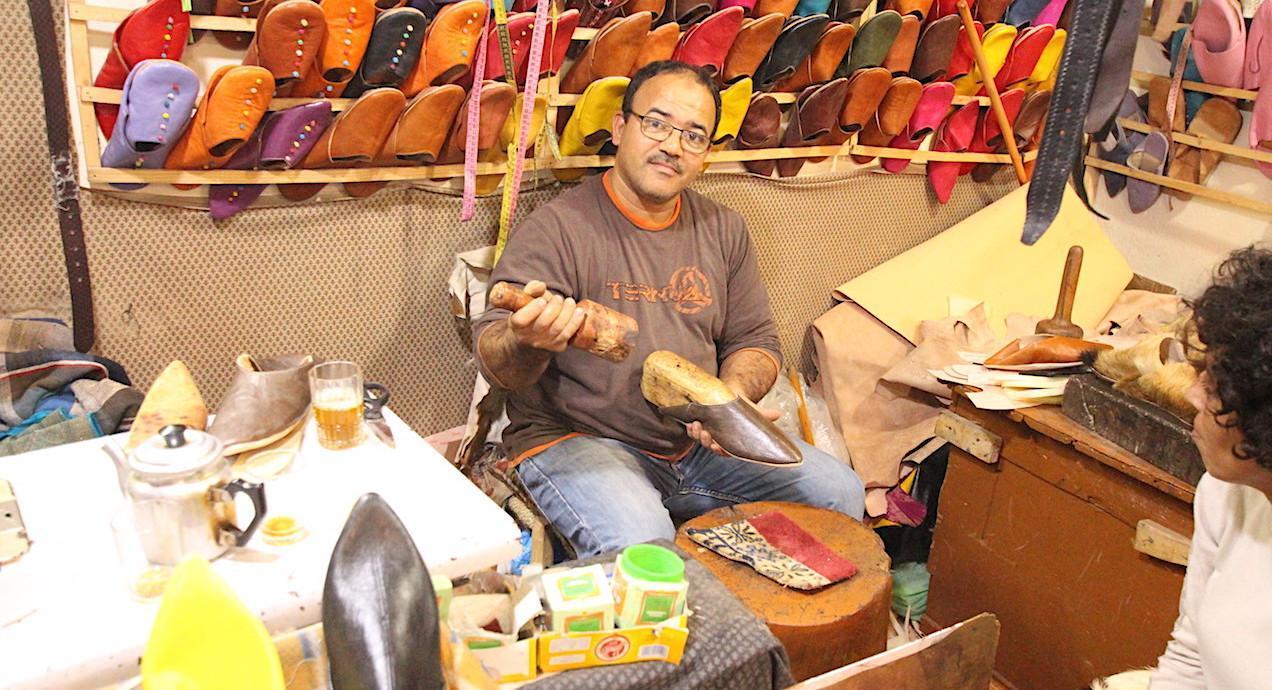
[{"left": 834, "top": 184, "right": 1134, "bottom": 344}]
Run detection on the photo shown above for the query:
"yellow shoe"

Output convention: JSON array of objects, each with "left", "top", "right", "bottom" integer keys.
[
  {"left": 500, "top": 92, "right": 549, "bottom": 154},
  {"left": 127, "top": 361, "right": 207, "bottom": 450},
  {"left": 953, "top": 23, "right": 1016, "bottom": 97},
  {"left": 556, "top": 76, "right": 630, "bottom": 181},
  {"left": 1028, "top": 28, "right": 1066, "bottom": 91},
  {"left": 714, "top": 78, "right": 753, "bottom": 145},
  {"left": 141, "top": 557, "right": 284, "bottom": 690}
]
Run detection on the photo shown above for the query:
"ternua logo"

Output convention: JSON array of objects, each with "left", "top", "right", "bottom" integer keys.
[{"left": 605, "top": 266, "right": 713, "bottom": 315}]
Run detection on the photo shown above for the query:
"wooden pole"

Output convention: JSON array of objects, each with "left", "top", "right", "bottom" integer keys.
[
  {"left": 956, "top": 1, "right": 1029, "bottom": 184},
  {"left": 788, "top": 367, "right": 815, "bottom": 445}
]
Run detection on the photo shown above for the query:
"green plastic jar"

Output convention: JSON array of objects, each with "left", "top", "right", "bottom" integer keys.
[
  {"left": 613, "top": 544, "right": 688, "bottom": 627},
  {"left": 618, "top": 544, "right": 685, "bottom": 583}
]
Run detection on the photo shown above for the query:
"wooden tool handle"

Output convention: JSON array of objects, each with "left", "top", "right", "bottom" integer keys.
[
  {"left": 489, "top": 281, "right": 535, "bottom": 312},
  {"left": 488, "top": 281, "right": 638, "bottom": 363},
  {"left": 1054, "top": 246, "right": 1083, "bottom": 321},
  {"left": 788, "top": 367, "right": 815, "bottom": 445},
  {"left": 956, "top": 0, "right": 1028, "bottom": 184}
]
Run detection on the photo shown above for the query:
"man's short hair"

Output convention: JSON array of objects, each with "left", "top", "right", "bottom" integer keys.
[{"left": 622, "top": 60, "right": 722, "bottom": 137}]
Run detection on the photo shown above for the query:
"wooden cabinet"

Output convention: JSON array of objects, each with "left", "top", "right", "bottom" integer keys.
[{"left": 925, "top": 396, "right": 1195, "bottom": 690}]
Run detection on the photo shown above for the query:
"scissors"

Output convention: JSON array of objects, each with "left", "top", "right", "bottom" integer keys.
[{"left": 363, "top": 382, "right": 394, "bottom": 448}]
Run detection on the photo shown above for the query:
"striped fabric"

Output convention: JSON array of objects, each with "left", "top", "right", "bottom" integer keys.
[{"left": 686, "top": 511, "right": 858, "bottom": 590}]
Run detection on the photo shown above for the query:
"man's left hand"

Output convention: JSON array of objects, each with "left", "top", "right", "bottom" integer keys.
[{"left": 685, "top": 383, "right": 782, "bottom": 457}]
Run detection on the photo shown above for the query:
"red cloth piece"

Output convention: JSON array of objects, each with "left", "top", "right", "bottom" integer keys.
[
  {"left": 747, "top": 511, "right": 859, "bottom": 583},
  {"left": 884, "top": 486, "right": 928, "bottom": 527}
]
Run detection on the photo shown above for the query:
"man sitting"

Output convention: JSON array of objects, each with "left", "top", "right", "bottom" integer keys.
[{"left": 474, "top": 61, "right": 865, "bottom": 558}]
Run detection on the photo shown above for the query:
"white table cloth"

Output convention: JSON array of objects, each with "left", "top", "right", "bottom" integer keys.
[{"left": 0, "top": 409, "right": 520, "bottom": 689}]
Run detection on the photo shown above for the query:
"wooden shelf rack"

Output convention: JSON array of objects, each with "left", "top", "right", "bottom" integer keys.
[{"left": 67, "top": 0, "right": 1038, "bottom": 193}]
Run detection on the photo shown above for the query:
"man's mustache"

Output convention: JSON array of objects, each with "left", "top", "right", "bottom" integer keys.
[{"left": 647, "top": 154, "right": 683, "bottom": 173}]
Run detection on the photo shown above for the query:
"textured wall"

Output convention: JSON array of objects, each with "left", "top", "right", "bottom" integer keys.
[{"left": 6, "top": 1, "right": 1016, "bottom": 436}]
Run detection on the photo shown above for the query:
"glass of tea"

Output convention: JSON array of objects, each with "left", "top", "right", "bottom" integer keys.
[{"left": 309, "top": 361, "right": 366, "bottom": 450}]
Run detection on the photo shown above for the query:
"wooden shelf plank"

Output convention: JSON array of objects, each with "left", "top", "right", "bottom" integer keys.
[
  {"left": 86, "top": 140, "right": 1036, "bottom": 186},
  {"left": 83, "top": 85, "right": 996, "bottom": 126},
  {"left": 69, "top": 3, "right": 256, "bottom": 30},
  {"left": 1084, "top": 156, "right": 1272, "bottom": 215},
  {"left": 88, "top": 164, "right": 510, "bottom": 185},
  {"left": 1130, "top": 69, "right": 1258, "bottom": 100},
  {"left": 80, "top": 85, "right": 360, "bottom": 112},
  {"left": 851, "top": 145, "right": 1038, "bottom": 164},
  {"left": 550, "top": 92, "right": 994, "bottom": 107},
  {"left": 67, "top": 8, "right": 101, "bottom": 167},
  {"left": 69, "top": 1, "right": 599, "bottom": 38},
  {"left": 1116, "top": 118, "right": 1272, "bottom": 165}
]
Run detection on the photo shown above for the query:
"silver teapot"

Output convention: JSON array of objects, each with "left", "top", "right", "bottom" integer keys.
[{"left": 118, "top": 425, "right": 267, "bottom": 565}]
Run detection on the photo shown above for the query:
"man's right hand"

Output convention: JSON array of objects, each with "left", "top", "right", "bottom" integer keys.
[{"left": 507, "top": 280, "right": 587, "bottom": 353}]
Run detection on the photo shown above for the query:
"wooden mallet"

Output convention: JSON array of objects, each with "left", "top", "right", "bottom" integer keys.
[
  {"left": 956, "top": 0, "right": 1029, "bottom": 184},
  {"left": 1036, "top": 245, "right": 1085, "bottom": 338},
  {"left": 489, "top": 281, "right": 639, "bottom": 362}
]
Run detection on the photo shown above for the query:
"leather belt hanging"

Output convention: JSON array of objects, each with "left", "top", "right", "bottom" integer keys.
[
  {"left": 1086, "top": 0, "right": 1144, "bottom": 133},
  {"left": 1022, "top": 0, "right": 1140, "bottom": 245},
  {"left": 25, "top": 0, "right": 95, "bottom": 352}
]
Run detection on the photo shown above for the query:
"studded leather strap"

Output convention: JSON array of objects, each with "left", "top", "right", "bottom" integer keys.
[
  {"left": 26, "top": 0, "right": 95, "bottom": 352},
  {"left": 1022, "top": 0, "right": 1119, "bottom": 245}
]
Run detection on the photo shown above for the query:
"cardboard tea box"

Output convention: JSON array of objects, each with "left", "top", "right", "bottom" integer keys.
[{"left": 541, "top": 564, "right": 615, "bottom": 633}]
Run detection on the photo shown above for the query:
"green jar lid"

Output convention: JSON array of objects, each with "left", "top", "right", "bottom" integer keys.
[{"left": 619, "top": 544, "right": 685, "bottom": 583}]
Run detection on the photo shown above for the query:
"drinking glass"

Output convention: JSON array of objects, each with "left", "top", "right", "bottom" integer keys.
[
  {"left": 111, "top": 504, "right": 173, "bottom": 601},
  {"left": 309, "top": 361, "right": 365, "bottom": 450}
]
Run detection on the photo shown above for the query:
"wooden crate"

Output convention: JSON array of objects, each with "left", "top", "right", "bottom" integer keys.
[{"left": 926, "top": 395, "right": 1194, "bottom": 690}]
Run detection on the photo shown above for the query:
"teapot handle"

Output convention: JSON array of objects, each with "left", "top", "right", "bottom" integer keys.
[{"left": 220, "top": 479, "right": 268, "bottom": 547}]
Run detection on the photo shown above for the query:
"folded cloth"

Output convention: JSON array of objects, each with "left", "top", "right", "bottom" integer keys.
[
  {"left": 0, "top": 410, "right": 101, "bottom": 457},
  {"left": 686, "top": 510, "right": 858, "bottom": 590},
  {"left": 0, "top": 318, "right": 140, "bottom": 443},
  {"left": 0, "top": 316, "right": 75, "bottom": 352},
  {"left": 884, "top": 484, "right": 928, "bottom": 527}
]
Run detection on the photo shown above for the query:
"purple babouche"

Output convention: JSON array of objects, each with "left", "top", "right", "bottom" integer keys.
[
  {"left": 208, "top": 101, "right": 334, "bottom": 221},
  {"left": 100, "top": 59, "right": 200, "bottom": 191}
]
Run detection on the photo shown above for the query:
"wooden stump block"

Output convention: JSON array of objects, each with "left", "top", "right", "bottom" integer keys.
[{"left": 675, "top": 502, "right": 891, "bottom": 681}]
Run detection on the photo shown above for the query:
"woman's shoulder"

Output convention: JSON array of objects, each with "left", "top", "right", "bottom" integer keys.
[{"left": 1196, "top": 473, "right": 1272, "bottom": 534}]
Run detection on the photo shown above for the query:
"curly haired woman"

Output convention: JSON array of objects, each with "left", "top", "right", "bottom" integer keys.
[{"left": 1150, "top": 246, "right": 1272, "bottom": 689}]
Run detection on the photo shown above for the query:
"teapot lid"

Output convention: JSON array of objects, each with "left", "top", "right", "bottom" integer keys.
[{"left": 130, "top": 425, "right": 226, "bottom": 477}]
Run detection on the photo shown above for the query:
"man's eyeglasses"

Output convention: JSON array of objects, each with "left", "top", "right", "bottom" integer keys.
[{"left": 628, "top": 111, "right": 712, "bottom": 154}]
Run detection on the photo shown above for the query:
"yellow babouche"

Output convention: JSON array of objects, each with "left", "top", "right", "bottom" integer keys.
[{"left": 141, "top": 556, "right": 284, "bottom": 690}]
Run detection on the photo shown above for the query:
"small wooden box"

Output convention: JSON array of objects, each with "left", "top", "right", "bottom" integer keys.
[{"left": 1061, "top": 374, "right": 1204, "bottom": 486}]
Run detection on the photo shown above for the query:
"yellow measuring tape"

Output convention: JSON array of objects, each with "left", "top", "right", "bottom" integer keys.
[{"left": 493, "top": 0, "right": 555, "bottom": 265}]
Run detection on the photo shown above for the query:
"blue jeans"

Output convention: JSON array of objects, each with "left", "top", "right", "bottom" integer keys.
[{"left": 516, "top": 435, "right": 866, "bottom": 558}]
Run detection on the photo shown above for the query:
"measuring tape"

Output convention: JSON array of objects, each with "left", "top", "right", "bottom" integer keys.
[
  {"left": 495, "top": 0, "right": 552, "bottom": 263},
  {"left": 459, "top": 24, "right": 489, "bottom": 222},
  {"left": 462, "top": 0, "right": 518, "bottom": 221},
  {"left": 462, "top": 0, "right": 552, "bottom": 264}
]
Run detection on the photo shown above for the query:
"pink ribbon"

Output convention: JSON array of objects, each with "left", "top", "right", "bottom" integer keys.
[{"left": 460, "top": 27, "right": 491, "bottom": 221}]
